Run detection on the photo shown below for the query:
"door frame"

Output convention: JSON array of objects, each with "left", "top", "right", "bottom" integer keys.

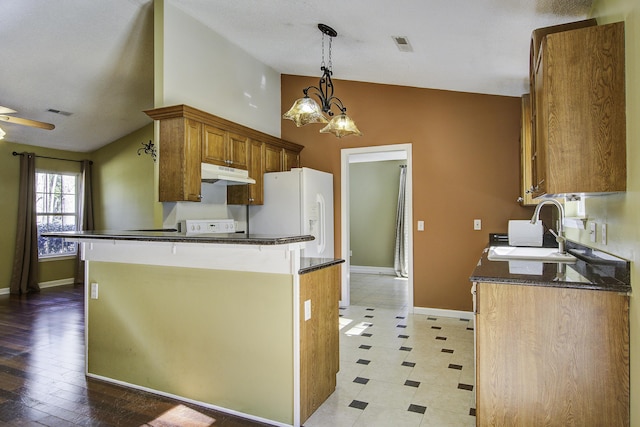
[{"left": 340, "top": 143, "right": 414, "bottom": 311}]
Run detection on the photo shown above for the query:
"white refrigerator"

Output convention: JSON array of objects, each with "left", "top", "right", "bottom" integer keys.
[{"left": 249, "top": 167, "right": 334, "bottom": 257}]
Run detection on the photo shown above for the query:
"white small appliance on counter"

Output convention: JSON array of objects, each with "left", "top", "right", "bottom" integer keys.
[
  {"left": 249, "top": 167, "right": 334, "bottom": 257},
  {"left": 508, "top": 220, "right": 543, "bottom": 247}
]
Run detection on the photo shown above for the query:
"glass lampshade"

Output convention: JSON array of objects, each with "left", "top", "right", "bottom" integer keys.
[
  {"left": 282, "top": 96, "right": 329, "bottom": 127},
  {"left": 319, "top": 113, "right": 362, "bottom": 138}
]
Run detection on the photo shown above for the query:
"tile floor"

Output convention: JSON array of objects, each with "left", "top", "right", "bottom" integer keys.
[
  {"left": 349, "top": 272, "right": 410, "bottom": 311},
  {"left": 304, "top": 273, "right": 476, "bottom": 427}
]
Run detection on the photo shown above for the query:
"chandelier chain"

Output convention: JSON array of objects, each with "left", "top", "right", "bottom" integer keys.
[
  {"left": 328, "top": 35, "right": 333, "bottom": 71},
  {"left": 321, "top": 32, "right": 333, "bottom": 72}
]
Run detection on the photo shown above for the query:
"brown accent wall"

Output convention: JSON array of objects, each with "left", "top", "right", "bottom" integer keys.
[{"left": 281, "top": 75, "right": 534, "bottom": 311}]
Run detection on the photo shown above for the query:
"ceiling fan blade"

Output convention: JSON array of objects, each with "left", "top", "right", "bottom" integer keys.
[
  {"left": 0, "top": 106, "right": 18, "bottom": 115},
  {"left": 0, "top": 115, "right": 55, "bottom": 130}
]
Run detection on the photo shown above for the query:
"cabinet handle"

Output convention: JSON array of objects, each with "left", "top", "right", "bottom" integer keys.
[
  {"left": 517, "top": 196, "right": 524, "bottom": 203},
  {"left": 472, "top": 282, "right": 478, "bottom": 315},
  {"left": 197, "top": 194, "right": 203, "bottom": 200},
  {"left": 249, "top": 198, "right": 254, "bottom": 203}
]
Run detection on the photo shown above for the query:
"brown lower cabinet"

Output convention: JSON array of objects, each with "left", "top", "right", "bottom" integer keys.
[
  {"left": 475, "top": 282, "right": 629, "bottom": 426},
  {"left": 300, "top": 264, "right": 341, "bottom": 423}
]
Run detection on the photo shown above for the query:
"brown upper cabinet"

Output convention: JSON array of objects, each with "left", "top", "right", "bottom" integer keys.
[
  {"left": 518, "top": 94, "right": 536, "bottom": 206},
  {"left": 145, "top": 104, "right": 303, "bottom": 203},
  {"left": 265, "top": 143, "right": 284, "bottom": 173},
  {"left": 227, "top": 140, "right": 302, "bottom": 205},
  {"left": 529, "top": 20, "right": 626, "bottom": 198},
  {"left": 201, "top": 125, "right": 249, "bottom": 170}
]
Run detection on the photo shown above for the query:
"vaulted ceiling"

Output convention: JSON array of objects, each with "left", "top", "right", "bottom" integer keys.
[{"left": 0, "top": 0, "right": 592, "bottom": 152}]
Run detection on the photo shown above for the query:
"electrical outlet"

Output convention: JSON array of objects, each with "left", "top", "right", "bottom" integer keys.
[
  {"left": 474, "top": 219, "right": 482, "bottom": 230},
  {"left": 417, "top": 220, "right": 425, "bottom": 231},
  {"left": 601, "top": 223, "right": 607, "bottom": 245},
  {"left": 589, "top": 222, "right": 597, "bottom": 243}
]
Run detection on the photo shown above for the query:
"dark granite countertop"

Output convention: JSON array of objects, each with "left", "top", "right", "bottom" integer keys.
[
  {"left": 470, "top": 236, "right": 631, "bottom": 293},
  {"left": 299, "top": 257, "right": 345, "bottom": 274},
  {"left": 43, "top": 230, "right": 314, "bottom": 245}
]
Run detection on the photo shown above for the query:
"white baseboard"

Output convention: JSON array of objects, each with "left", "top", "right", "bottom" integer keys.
[
  {"left": 413, "top": 306, "right": 474, "bottom": 321},
  {"left": 0, "top": 278, "right": 75, "bottom": 295},
  {"left": 350, "top": 265, "right": 396, "bottom": 275},
  {"left": 40, "top": 278, "right": 75, "bottom": 289}
]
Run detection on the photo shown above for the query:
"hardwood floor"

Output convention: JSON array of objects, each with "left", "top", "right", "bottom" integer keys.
[{"left": 0, "top": 284, "right": 269, "bottom": 426}]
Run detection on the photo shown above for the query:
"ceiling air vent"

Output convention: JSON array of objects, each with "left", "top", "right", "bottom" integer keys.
[
  {"left": 47, "top": 108, "right": 73, "bottom": 116},
  {"left": 392, "top": 36, "right": 413, "bottom": 52}
]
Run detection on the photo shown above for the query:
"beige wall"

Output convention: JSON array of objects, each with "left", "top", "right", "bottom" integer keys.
[
  {"left": 92, "top": 124, "right": 159, "bottom": 230},
  {"left": 88, "top": 261, "right": 294, "bottom": 424},
  {"left": 0, "top": 124, "right": 158, "bottom": 292},
  {"left": 586, "top": 1, "right": 639, "bottom": 424},
  {"left": 282, "top": 76, "right": 534, "bottom": 311},
  {"left": 0, "top": 141, "right": 88, "bottom": 291},
  {"left": 349, "top": 160, "right": 405, "bottom": 268}
]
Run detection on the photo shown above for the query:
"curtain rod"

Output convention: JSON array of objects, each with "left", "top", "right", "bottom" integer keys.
[{"left": 12, "top": 151, "right": 93, "bottom": 165}]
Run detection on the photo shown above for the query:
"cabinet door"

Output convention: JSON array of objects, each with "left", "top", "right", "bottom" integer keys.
[
  {"left": 519, "top": 94, "right": 537, "bottom": 206},
  {"left": 283, "top": 149, "right": 299, "bottom": 171},
  {"left": 227, "top": 132, "right": 249, "bottom": 170},
  {"left": 264, "top": 143, "right": 282, "bottom": 173},
  {"left": 532, "top": 22, "right": 625, "bottom": 196},
  {"left": 532, "top": 49, "right": 546, "bottom": 197},
  {"left": 247, "top": 140, "right": 264, "bottom": 204},
  {"left": 201, "top": 125, "right": 227, "bottom": 166},
  {"left": 300, "top": 264, "right": 340, "bottom": 422},
  {"left": 476, "top": 282, "right": 629, "bottom": 426},
  {"left": 158, "top": 117, "right": 202, "bottom": 202},
  {"left": 184, "top": 119, "right": 203, "bottom": 201},
  {"left": 227, "top": 139, "right": 264, "bottom": 205}
]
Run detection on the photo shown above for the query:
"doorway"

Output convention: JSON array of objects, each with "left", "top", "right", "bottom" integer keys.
[{"left": 340, "top": 144, "right": 413, "bottom": 311}]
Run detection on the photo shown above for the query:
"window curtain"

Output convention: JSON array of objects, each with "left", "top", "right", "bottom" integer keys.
[
  {"left": 10, "top": 153, "right": 40, "bottom": 294},
  {"left": 74, "top": 160, "right": 94, "bottom": 285},
  {"left": 394, "top": 165, "right": 408, "bottom": 278}
]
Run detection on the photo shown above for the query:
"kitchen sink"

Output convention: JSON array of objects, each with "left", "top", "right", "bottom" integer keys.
[{"left": 488, "top": 246, "right": 577, "bottom": 263}]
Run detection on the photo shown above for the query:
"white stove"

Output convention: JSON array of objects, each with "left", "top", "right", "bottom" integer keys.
[{"left": 184, "top": 219, "right": 236, "bottom": 235}]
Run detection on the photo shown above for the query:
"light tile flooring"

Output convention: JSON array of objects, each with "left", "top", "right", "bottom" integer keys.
[
  {"left": 304, "top": 273, "right": 476, "bottom": 427},
  {"left": 349, "top": 272, "right": 410, "bottom": 311}
]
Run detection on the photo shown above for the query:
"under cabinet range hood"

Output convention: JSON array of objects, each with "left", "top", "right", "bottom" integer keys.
[{"left": 201, "top": 163, "right": 255, "bottom": 185}]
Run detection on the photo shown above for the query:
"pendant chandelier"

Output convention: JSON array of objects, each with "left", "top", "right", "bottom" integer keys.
[{"left": 283, "top": 24, "right": 362, "bottom": 138}]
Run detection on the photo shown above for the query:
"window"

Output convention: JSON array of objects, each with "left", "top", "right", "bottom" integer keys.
[{"left": 36, "top": 171, "right": 79, "bottom": 258}]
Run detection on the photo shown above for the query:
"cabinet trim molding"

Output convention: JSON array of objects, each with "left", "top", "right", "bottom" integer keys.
[{"left": 145, "top": 104, "right": 304, "bottom": 152}]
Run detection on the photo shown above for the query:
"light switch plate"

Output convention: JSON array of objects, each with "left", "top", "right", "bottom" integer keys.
[
  {"left": 474, "top": 219, "right": 482, "bottom": 230},
  {"left": 304, "top": 299, "right": 311, "bottom": 321},
  {"left": 417, "top": 220, "right": 424, "bottom": 231},
  {"left": 589, "top": 222, "right": 597, "bottom": 242},
  {"left": 90, "top": 282, "right": 99, "bottom": 299}
]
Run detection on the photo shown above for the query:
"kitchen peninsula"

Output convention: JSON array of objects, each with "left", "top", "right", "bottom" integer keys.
[{"left": 45, "top": 230, "right": 343, "bottom": 427}]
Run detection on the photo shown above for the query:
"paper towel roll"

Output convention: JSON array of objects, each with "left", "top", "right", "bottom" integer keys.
[{"left": 508, "top": 220, "right": 543, "bottom": 247}]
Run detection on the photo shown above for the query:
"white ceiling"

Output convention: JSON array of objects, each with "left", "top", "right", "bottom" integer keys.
[{"left": 0, "top": 0, "right": 592, "bottom": 152}]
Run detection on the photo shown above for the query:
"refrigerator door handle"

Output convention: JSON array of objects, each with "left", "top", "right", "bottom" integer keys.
[{"left": 317, "top": 194, "right": 326, "bottom": 255}]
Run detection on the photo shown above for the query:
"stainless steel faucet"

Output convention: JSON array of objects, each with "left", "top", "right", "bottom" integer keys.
[{"left": 531, "top": 199, "right": 566, "bottom": 254}]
